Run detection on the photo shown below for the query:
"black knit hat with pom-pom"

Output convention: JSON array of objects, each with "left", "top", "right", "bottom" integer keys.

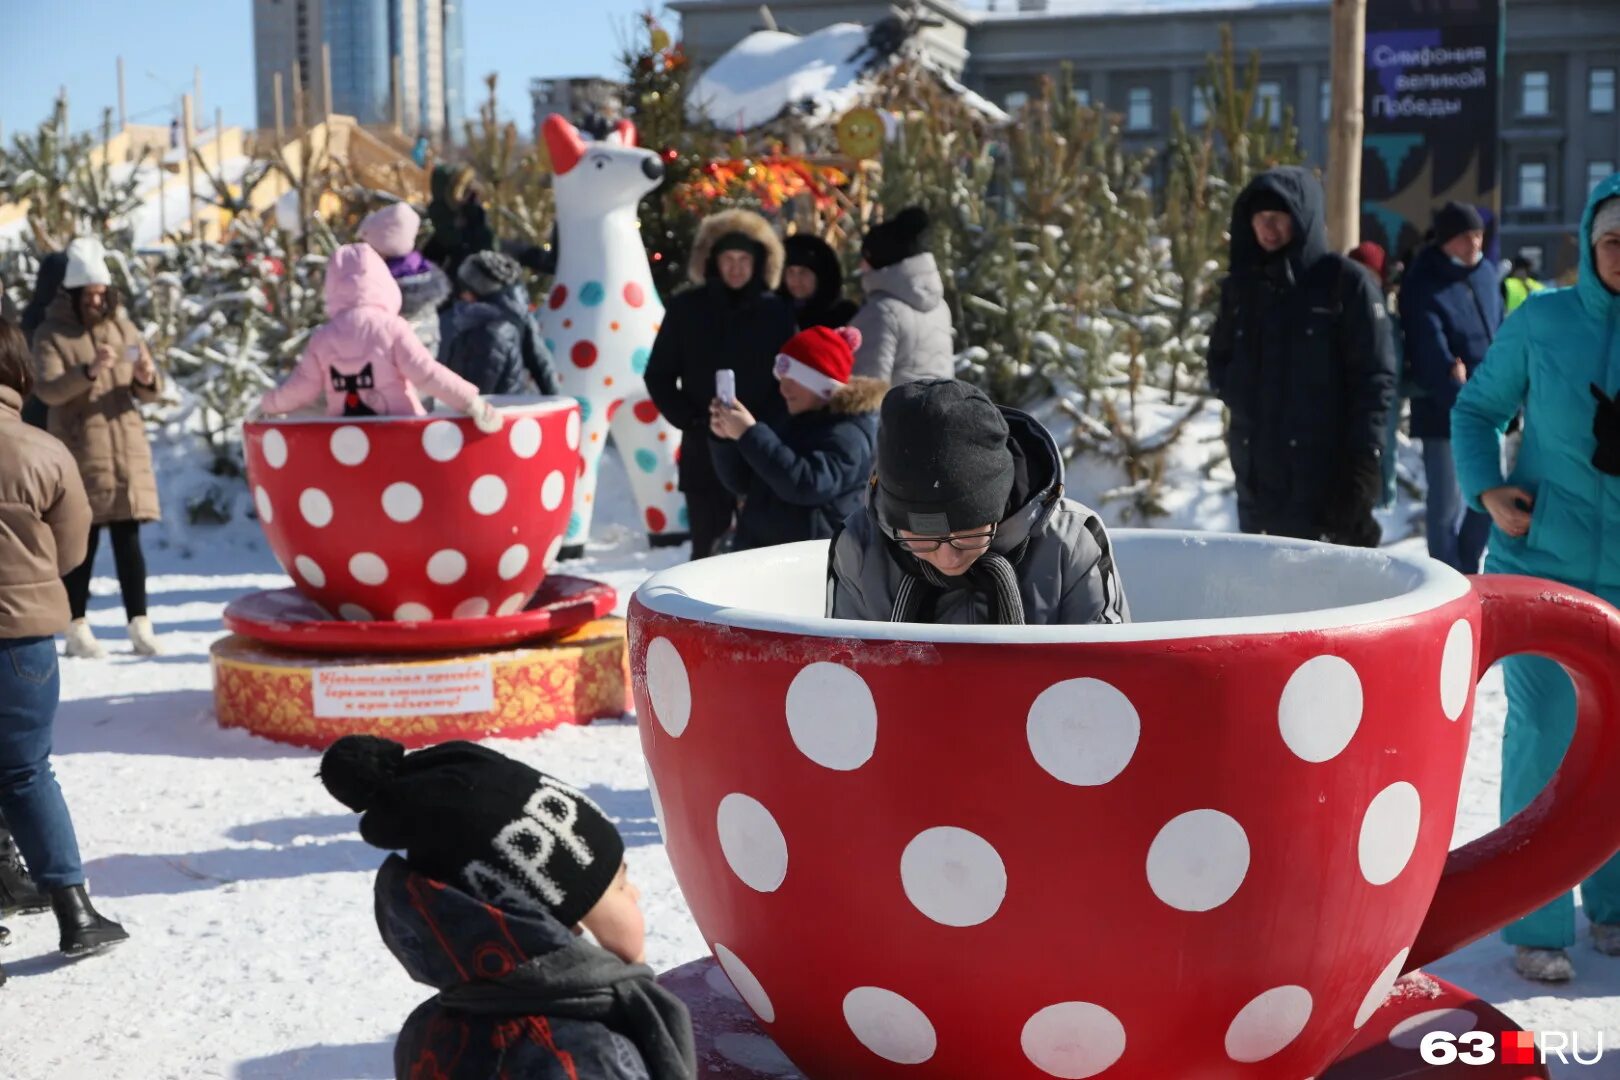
[
  {"left": 863, "top": 206, "right": 931, "bottom": 270},
  {"left": 318, "top": 736, "right": 624, "bottom": 926}
]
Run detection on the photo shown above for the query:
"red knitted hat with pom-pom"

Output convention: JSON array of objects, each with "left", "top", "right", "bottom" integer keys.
[{"left": 773, "top": 325, "right": 863, "bottom": 398}]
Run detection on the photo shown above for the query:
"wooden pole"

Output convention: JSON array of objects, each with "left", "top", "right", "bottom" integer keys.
[
  {"left": 116, "top": 57, "right": 127, "bottom": 133},
  {"left": 292, "top": 62, "right": 305, "bottom": 130},
  {"left": 273, "top": 71, "right": 286, "bottom": 145},
  {"left": 194, "top": 67, "right": 203, "bottom": 134},
  {"left": 181, "top": 94, "right": 198, "bottom": 240},
  {"left": 322, "top": 42, "right": 334, "bottom": 119},
  {"left": 1326, "top": 0, "right": 1367, "bottom": 251}
]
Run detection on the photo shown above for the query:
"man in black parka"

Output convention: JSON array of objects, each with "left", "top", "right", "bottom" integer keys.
[{"left": 1208, "top": 167, "right": 1397, "bottom": 547}]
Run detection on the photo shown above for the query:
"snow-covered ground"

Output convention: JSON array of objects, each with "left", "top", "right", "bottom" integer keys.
[{"left": 2, "top": 445, "right": 1618, "bottom": 1079}]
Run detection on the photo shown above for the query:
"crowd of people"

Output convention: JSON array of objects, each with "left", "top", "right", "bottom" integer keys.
[{"left": 3, "top": 155, "right": 1619, "bottom": 1027}]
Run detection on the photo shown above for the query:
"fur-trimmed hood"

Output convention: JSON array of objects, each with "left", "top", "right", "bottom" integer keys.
[
  {"left": 689, "top": 208, "right": 784, "bottom": 290},
  {"left": 829, "top": 376, "right": 887, "bottom": 416}
]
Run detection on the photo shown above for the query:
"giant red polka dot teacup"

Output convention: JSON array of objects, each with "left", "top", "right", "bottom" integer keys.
[
  {"left": 630, "top": 532, "right": 1620, "bottom": 1079},
  {"left": 245, "top": 398, "right": 580, "bottom": 622}
]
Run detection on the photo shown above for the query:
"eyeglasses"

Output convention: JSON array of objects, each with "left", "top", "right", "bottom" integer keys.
[{"left": 888, "top": 525, "right": 997, "bottom": 554}]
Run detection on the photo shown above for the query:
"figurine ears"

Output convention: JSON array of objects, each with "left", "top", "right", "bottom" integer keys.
[{"left": 543, "top": 114, "right": 586, "bottom": 175}]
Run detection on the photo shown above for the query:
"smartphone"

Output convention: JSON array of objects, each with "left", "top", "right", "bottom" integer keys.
[{"left": 715, "top": 368, "right": 737, "bottom": 407}]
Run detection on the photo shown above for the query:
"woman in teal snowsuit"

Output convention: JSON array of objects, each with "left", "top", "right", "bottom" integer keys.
[{"left": 1452, "top": 174, "right": 1620, "bottom": 984}]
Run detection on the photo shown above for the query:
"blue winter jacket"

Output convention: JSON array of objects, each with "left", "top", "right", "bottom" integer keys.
[
  {"left": 1452, "top": 174, "right": 1620, "bottom": 592},
  {"left": 1400, "top": 243, "right": 1503, "bottom": 439}
]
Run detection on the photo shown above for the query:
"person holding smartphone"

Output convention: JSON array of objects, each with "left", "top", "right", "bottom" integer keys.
[
  {"left": 29, "top": 237, "right": 165, "bottom": 659},
  {"left": 1451, "top": 175, "right": 1620, "bottom": 984}
]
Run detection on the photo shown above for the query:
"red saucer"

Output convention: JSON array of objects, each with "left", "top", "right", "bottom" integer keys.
[
  {"left": 223, "top": 575, "right": 617, "bottom": 654},
  {"left": 656, "top": 959, "right": 1550, "bottom": 1079}
]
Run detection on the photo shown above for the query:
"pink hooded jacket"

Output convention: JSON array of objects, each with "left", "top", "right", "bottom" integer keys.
[{"left": 260, "top": 244, "right": 480, "bottom": 418}]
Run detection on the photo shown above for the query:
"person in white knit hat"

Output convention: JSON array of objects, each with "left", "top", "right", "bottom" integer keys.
[{"left": 29, "top": 237, "right": 165, "bottom": 659}]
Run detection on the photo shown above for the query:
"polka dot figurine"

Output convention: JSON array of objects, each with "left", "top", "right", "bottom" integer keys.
[
  {"left": 539, "top": 114, "right": 684, "bottom": 554},
  {"left": 630, "top": 533, "right": 1620, "bottom": 1079}
]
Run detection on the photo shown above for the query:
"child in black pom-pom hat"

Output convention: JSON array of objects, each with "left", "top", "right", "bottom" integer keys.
[{"left": 319, "top": 735, "right": 694, "bottom": 1080}]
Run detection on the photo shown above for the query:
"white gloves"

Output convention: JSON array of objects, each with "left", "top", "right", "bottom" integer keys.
[{"left": 467, "top": 396, "right": 502, "bottom": 435}]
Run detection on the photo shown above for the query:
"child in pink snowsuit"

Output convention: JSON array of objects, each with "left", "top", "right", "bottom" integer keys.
[{"left": 259, "top": 243, "right": 499, "bottom": 431}]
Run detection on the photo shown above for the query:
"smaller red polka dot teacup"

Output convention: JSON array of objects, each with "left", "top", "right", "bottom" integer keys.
[
  {"left": 630, "top": 532, "right": 1620, "bottom": 1079},
  {"left": 245, "top": 399, "right": 580, "bottom": 622}
]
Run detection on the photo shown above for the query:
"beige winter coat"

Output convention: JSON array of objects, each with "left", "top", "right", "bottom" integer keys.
[
  {"left": 0, "top": 385, "right": 92, "bottom": 638},
  {"left": 30, "top": 293, "right": 163, "bottom": 524}
]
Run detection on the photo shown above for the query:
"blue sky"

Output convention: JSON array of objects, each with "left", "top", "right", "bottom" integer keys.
[{"left": 0, "top": 0, "right": 671, "bottom": 140}]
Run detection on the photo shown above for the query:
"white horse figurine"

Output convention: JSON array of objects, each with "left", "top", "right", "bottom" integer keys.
[{"left": 539, "top": 114, "right": 685, "bottom": 556}]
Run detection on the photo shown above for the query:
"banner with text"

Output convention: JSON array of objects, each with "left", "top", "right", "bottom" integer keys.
[{"left": 1361, "top": 0, "right": 1504, "bottom": 262}]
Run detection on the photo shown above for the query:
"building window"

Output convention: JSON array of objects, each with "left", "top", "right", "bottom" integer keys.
[
  {"left": 1519, "top": 161, "right": 1549, "bottom": 208},
  {"left": 1320, "top": 77, "right": 1332, "bottom": 124},
  {"left": 1127, "top": 86, "right": 1153, "bottom": 131},
  {"left": 1072, "top": 87, "right": 1091, "bottom": 108},
  {"left": 1005, "top": 91, "right": 1029, "bottom": 113},
  {"left": 1190, "top": 86, "right": 1210, "bottom": 127},
  {"left": 1521, "top": 70, "right": 1551, "bottom": 116},
  {"left": 1590, "top": 160, "right": 1615, "bottom": 195},
  {"left": 1256, "top": 81, "right": 1283, "bottom": 128},
  {"left": 1591, "top": 68, "right": 1616, "bottom": 114}
]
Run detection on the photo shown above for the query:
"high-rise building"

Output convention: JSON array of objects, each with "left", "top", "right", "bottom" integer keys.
[{"left": 254, "top": 0, "right": 464, "bottom": 140}]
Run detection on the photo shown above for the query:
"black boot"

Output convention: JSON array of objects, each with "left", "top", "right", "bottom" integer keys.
[
  {"left": 557, "top": 543, "right": 587, "bottom": 562},
  {"left": 647, "top": 531, "right": 691, "bottom": 550},
  {"left": 51, "top": 885, "right": 128, "bottom": 957},
  {"left": 0, "top": 828, "right": 49, "bottom": 917}
]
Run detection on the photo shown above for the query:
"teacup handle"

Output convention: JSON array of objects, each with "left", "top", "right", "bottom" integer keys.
[{"left": 1406, "top": 574, "right": 1620, "bottom": 970}]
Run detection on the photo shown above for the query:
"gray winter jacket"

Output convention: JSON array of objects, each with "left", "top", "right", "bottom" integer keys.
[
  {"left": 827, "top": 407, "right": 1130, "bottom": 625},
  {"left": 850, "top": 253, "right": 955, "bottom": 385}
]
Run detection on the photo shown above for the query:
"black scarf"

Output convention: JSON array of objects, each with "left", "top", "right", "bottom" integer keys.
[
  {"left": 436, "top": 935, "right": 696, "bottom": 1080},
  {"left": 890, "top": 545, "right": 1028, "bottom": 625}
]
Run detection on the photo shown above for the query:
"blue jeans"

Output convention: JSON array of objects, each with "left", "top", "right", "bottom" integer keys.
[
  {"left": 1423, "top": 437, "right": 1491, "bottom": 573},
  {"left": 0, "top": 637, "right": 84, "bottom": 889}
]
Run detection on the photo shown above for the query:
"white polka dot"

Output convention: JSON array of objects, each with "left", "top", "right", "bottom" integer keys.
[
  {"left": 716, "top": 793, "right": 788, "bottom": 893},
  {"left": 293, "top": 555, "right": 325, "bottom": 588},
  {"left": 497, "top": 592, "right": 528, "bottom": 616},
  {"left": 714, "top": 1034, "right": 798, "bottom": 1076},
  {"left": 541, "top": 470, "right": 567, "bottom": 511},
  {"left": 394, "top": 603, "right": 432, "bottom": 622},
  {"left": 705, "top": 960, "right": 743, "bottom": 1002},
  {"left": 1359, "top": 781, "right": 1422, "bottom": 886},
  {"left": 427, "top": 550, "right": 467, "bottom": 585},
  {"left": 262, "top": 429, "right": 288, "bottom": 468},
  {"left": 566, "top": 409, "right": 581, "bottom": 450},
  {"left": 349, "top": 552, "right": 388, "bottom": 586},
  {"left": 1026, "top": 678, "right": 1140, "bottom": 786},
  {"left": 299, "top": 488, "right": 334, "bottom": 528},
  {"left": 1279, "top": 655, "right": 1364, "bottom": 762},
  {"left": 1021, "top": 1002, "right": 1126, "bottom": 1078},
  {"left": 1226, "top": 986, "right": 1313, "bottom": 1063},
  {"left": 470, "top": 475, "right": 508, "bottom": 515},
  {"left": 645, "top": 762, "right": 665, "bottom": 841},
  {"left": 1388, "top": 1008, "right": 1478, "bottom": 1050},
  {"left": 713, "top": 944, "right": 775, "bottom": 1022},
  {"left": 423, "top": 420, "right": 463, "bottom": 462},
  {"left": 1354, "top": 948, "right": 1411, "bottom": 1028},
  {"left": 499, "top": 544, "right": 530, "bottom": 581},
  {"left": 509, "top": 417, "right": 542, "bottom": 458},
  {"left": 452, "top": 596, "right": 490, "bottom": 619},
  {"left": 254, "top": 486, "right": 274, "bottom": 524},
  {"left": 786, "top": 663, "right": 877, "bottom": 770},
  {"left": 330, "top": 424, "right": 369, "bottom": 465},
  {"left": 544, "top": 536, "right": 564, "bottom": 569},
  {"left": 338, "top": 603, "right": 372, "bottom": 622},
  {"left": 1146, "top": 809, "right": 1250, "bottom": 912},
  {"left": 901, "top": 826, "right": 1007, "bottom": 927},
  {"left": 843, "top": 987, "right": 936, "bottom": 1065},
  {"left": 1440, "top": 619, "right": 1474, "bottom": 721},
  {"left": 644, "top": 637, "right": 691, "bottom": 737},
  {"left": 382, "top": 482, "right": 423, "bottom": 523}
]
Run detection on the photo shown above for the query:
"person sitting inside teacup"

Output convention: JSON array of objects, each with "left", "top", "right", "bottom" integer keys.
[{"left": 828, "top": 378, "right": 1129, "bottom": 625}]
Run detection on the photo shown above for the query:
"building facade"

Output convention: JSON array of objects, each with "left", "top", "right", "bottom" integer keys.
[
  {"left": 254, "top": 0, "right": 465, "bottom": 141},
  {"left": 671, "top": 0, "right": 1620, "bottom": 274}
]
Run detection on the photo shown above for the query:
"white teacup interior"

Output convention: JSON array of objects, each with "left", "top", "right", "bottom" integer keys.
[{"left": 637, "top": 531, "right": 1470, "bottom": 644}]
